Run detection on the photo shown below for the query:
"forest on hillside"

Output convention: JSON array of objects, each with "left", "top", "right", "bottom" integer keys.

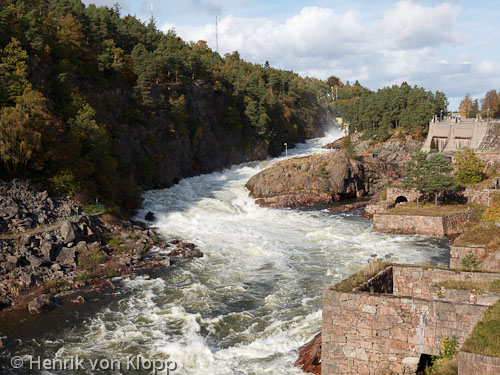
[
  {"left": 329, "top": 80, "right": 448, "bottom": 141},
  {"left": 0, "top": 0, "right": 330, "bottom": 212}
]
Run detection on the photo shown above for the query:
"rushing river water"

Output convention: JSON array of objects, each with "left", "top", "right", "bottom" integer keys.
[{"left": 0, "top": 126, "right": 449, "bottom": 374}]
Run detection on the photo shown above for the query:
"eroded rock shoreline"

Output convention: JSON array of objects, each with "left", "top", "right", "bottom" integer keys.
[{"left": 0, "top": 180, "right": 202, "bottom": 330}]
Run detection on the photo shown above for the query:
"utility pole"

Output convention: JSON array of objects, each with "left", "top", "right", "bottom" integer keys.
[{"left": 215, "top": 13, "right": 219, "bottom": 53}]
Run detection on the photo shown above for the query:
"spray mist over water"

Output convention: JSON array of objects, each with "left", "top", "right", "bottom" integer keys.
[{"left": 0, "top": 126, "right": 448, "bottom": 374}]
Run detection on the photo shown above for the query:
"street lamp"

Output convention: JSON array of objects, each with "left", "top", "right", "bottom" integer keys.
[{"left": 284, "top": 143, "right": 288, "bottom": 157}]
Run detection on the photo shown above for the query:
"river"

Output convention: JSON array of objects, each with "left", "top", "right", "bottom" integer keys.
[{"left": 0, "top": 126, "right": 448, "bottom": 374}]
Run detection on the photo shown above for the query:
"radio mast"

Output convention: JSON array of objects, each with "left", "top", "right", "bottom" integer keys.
[{"left": 215, "top": 13, "right": 219, "bottom": 53}]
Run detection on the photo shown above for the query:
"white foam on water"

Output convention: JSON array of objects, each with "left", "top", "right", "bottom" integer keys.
[{"left": 17, "top": 126, "right": 449, "bottom": 374}]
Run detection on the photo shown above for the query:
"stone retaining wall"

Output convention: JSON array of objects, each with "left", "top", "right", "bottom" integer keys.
[
  {"left": 463, "top": 188, "right": 496, "bottom": 205},
  {"left": 386, "top": 187, "right": 420, "bottom": 202},
  {"left": 373, "top": 211, "right": 473, "bottom": 236},
  {"left": 393, "top": 266, "right": 500, "bottom": 300},
  {"left": 458, "top": 351, "right": 500, "bottom": 375},
  {"left": 365, "top": 203, "right": 392, "bottom": 217},
  {"left": 322, "top": 266, "right": 500, "bottom": 375},
  {"left": 322, "top": 290, "right": 489, "bottom": 375},
  {"left": 450, "top": 245, "right": 486, "bottom": 269}
]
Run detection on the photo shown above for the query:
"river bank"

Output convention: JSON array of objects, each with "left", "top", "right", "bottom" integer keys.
[
  {"left": 0, "top": 180, "right": 203, "bottom": 318},
  {"left": 0, "top": 128, "right": 450, "bottom": 374}
]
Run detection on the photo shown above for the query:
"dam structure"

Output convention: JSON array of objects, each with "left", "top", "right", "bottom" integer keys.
[{"left": 422, "top": 115, "right": 500, "bottom": 152}]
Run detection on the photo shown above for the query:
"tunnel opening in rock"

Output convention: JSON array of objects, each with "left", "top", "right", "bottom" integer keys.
[
  {"left": 416, "top": 353, "right": 433, "bottom": 374},
  {"left": 394, "top": 196, "right": 408, "bottom": 205}
]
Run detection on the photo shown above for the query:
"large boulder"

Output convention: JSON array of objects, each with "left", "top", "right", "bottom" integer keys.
[
  {"left": 246, "top": 151, "right": 400, "bottom": 208},
  {"left": 60, "top": 221, "right": 76, "bottom": 243},
  {"left": 56, "top": 247, "right": 76, "bottom": 267}
]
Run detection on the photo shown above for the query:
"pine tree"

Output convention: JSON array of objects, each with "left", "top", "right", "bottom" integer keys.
[
  {"left": 422, "top": 153, "right": 457, "bottom": 206},
  {"left": 401, "top": 151, "right": 428, "bottom": 205}
]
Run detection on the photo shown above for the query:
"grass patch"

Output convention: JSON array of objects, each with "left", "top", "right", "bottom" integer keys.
[
  {"left": 437, "top": 278, "right": 500, "bottom": 294},
  {"left": 330, "top": 261, "right": 390, "bottom": 292},
  {"left": 101, "top": 232, "right": 125, "bottom": 253},
  {"left": 379, "top": 202, "right": 469, "bottom": 217},
  {"left": 76, "top": 271, "right": 89, "bottom": 282},
  {"left": 77, "top": 247, "right": 108, "bottom": 269},
  {"left": 462, "top": 300, "right": 500, "bottom": 357},
  {"left": 455, "top": 223, "right": 500, "bottom": 248}
]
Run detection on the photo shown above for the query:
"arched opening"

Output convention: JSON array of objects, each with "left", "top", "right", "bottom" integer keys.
[{"left": 395, "top": 196, "right": 408, "bottom": 205}]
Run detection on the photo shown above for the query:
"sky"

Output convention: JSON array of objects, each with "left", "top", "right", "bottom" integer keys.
[{"left": 82, "top": 0, "right": 500, "bottom": 110}]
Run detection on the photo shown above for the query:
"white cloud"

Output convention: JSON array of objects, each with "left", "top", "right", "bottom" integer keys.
[{"left": 161, "top": 1, "right": 500, "bottom": 109}]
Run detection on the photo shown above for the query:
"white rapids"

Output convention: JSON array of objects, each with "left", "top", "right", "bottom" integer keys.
[{"left": 12, "top": 126, "right": 448, "bottom": 374}]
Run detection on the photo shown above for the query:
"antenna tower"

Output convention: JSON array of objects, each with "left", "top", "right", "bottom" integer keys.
[{"left": 215, "top": 14, "right": 219, "bottom": 53}]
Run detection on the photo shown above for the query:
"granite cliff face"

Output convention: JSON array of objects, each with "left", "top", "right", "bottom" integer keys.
[
  {"left": 102, "top": 84, "right": 328, "bottom": 191},
  {"left": 245, "top": 151, "right": 401, "bottom": 208},
  {"left": 324, "top": 134, "right": 422, "bottom": 165}
]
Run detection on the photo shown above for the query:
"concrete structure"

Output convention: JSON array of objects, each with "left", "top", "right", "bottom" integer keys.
[
  {"left": 422, "top": 116, "right": 490, "bottom": 152},
  {"left": 373, "top": 210, "right": 473, "bottom": 236},
  {"left": 322, "top": 265, "right": 500, "bottom": 375},
  {"left": 422, "top": 115, "right": 500, "bottom": 152}
]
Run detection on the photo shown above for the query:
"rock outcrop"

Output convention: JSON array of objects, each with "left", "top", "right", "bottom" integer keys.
[
  {"left": 295, "top": 332, "right": 321, "bottom": 375},
  {"left": 245, "top": 152, "right": 401, "bottom": 208},
  {"left": 0, "top": 181, "right": 203, "bottom": 313},
  {"left": 324, "top": 134, "right": 422, "bottom": 165}
]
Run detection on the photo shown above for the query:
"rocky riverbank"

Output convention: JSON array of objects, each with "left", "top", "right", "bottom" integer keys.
[{"left": 0, "top": 180, "right": 202, "bottom": 317}]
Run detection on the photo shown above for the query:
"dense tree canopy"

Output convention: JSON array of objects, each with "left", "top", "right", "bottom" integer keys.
[
  {"left": 0, "top": 0, "right": 330, "bottom": 212},
  {"left": 333, "top": 82, "right": 448, "bottom": 139}
]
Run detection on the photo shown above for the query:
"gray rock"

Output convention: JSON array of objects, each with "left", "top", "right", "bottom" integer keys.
[
  {"left": 40, "top": 241, "right": 55, "bottom": 261},
  {"left": 19, "top": 272, "right": 34, "bottom": 286},
  {"left": 60, "top": 221, "right": 76, "bottom": 243},
  {"left": 50, "top": 263, "right": 61, "bottom": 272},
  {"left": 27, "top": 255, "right": 43, "bottom": 268},
  {"left": 28, "top": 294, "right": 57, "bottom": 314},
  {"left": 39, "top": 191, "right": 48, "bottom": 201},
  {"left": 2, "top": 262, "right": 16, "bottom": 272},
  {"left": 56, "top": 247, "right": 76, "bottom": 266}
]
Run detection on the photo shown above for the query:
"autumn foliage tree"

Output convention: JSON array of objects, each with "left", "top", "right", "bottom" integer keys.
[
  {"left": 454, "top": 148, "right": 484, "bottom": 184},
  {"left": 458, "top": 93, "right": 473, "bottom": 118}
]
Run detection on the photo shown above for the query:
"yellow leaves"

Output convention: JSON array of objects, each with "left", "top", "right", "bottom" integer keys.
[
  {"left": 458, "top": 93, "right": 472, "bottom": 117},
  {"left": 57, "top": 13, "right": 84, "bottom": 49}
]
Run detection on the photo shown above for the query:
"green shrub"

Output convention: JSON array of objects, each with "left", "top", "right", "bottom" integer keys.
[
  {"left": 455, "top": 148, "right": 484, "bottom": 184},
  {"left": 462, "top": 252, "right": 479, "bottom": 270},
  {"left": 317, "top": 166, "right": 330, "bottom": 179}
]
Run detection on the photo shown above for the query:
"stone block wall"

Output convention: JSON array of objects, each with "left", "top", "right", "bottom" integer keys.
[
  {"left": 393, "top": 266, "right": 500, "bottom": 300},
  {"left": 373, "top": 211, "right": 473, "bottom": 237},
  {"left": 386, "top": 187, "right": 420, "bottom": 203},
  {"left": 450, "top": 245, "right": 486, "bottom": 269},
  {"left": 458, "top": 351, "right": 500, "bottom": 375},
  {"left": 322, "top": 290, "right": 489, "bottom": 375},
  {"left": 322, "top": 266, "right": 500, "bottom": 375},
  {"left": 462, "top": 188, "right": 496, "bottom": 205}
]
